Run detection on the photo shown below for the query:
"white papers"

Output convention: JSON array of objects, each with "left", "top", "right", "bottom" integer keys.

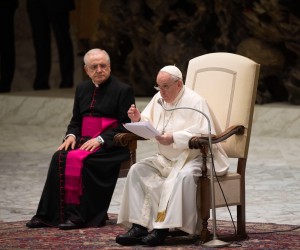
[{"left": 123, "top": 121, "right": 161, "bottom": 139}]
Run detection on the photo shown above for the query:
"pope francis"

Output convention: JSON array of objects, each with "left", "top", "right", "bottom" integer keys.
[{"left": 116, "top": 65, "right": 229, "bottom": 247}]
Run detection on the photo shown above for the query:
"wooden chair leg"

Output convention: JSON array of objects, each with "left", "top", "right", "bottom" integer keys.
[
  {"left": 237, "top": 158, "right": 247, "bottom": 239},
  {"left": 198, "top": 176, "right": 211, "bottom": 243},
  {"left": 237, "top": 204, "right": 247, "bottom": 239}
]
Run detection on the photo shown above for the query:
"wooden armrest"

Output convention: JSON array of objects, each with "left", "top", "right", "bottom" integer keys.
[
  {"left": 114, "top": 132, "right": 146, "bottom": 147},
  {"left": 189, "top": 125, "right": 245, "bottom": 149}
]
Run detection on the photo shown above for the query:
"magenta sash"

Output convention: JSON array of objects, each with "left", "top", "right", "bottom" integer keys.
[{"left": 64, "top": 117, "right": 118, "bottom": 204}]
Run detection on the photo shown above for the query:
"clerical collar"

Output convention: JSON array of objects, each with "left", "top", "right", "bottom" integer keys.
[{"left": 92, "top": 76, "right": 111, "bottom": 87}]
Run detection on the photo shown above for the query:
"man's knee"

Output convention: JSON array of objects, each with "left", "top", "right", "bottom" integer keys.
[{"left": 177, "top": 167, "right": 200, "bottom": 183}]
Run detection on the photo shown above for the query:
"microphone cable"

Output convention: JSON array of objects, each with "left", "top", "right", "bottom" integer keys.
[{"left": 157, "top": 98, "right": 237, "bottom": 238}]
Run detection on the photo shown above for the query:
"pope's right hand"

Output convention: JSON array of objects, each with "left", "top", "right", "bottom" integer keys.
[{"left": 127, "top": 104, "right": 141, "bottom": 122}]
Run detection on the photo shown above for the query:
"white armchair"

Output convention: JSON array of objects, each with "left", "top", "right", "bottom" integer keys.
[
  {"left": 186, "top": 52, "right": 260, "bottom": 242},
  {"left": 114, "top": 52, "right": 260, "bottom": 243}
]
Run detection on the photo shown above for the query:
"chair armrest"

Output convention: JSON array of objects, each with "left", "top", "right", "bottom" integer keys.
[
  {"left": 189, "top": 125, "right": 245, "bottom": 149},
  {"left": 114, "top": 132, "right": 146, "bottom": 147},
  {"left": 114, "top": 132, "right": 146, "bottom": 177}
]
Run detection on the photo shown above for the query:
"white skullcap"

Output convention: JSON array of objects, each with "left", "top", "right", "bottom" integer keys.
[{"left": 160, "top": 65, "right": 182, "bottom": 80}]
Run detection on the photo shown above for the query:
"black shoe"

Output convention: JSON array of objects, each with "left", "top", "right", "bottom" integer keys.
[
  {"left": 26, "top": 217, "right": 49, "bottom": 228},
  {"left": 141, "top": 229, "right": 169, "bottom": 247},
  {"left": 58, "top": 219, "right": 83, "bottom": 230},
  {"left": 116, "top": 224, "right": 148, "bottom": 246}
]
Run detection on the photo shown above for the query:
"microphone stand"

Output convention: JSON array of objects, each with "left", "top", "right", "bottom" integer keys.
[{"left": 157, "top": 99, "right": 229, "bottom": 248}]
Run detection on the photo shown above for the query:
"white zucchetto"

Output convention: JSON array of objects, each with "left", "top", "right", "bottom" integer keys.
[{"left": 160, "top": 65, "right": 182, "bottom": 80}]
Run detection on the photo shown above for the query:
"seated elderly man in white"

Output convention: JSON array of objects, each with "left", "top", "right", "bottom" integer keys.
[{"left": 116, "top": 65, "right": 229, "bottom": 247}]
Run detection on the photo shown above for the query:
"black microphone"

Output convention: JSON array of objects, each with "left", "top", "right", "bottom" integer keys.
[{"left": 157, "top": 98, "right": 164, "bottom": 107}]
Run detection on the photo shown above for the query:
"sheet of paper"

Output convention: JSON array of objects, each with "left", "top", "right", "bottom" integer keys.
[{"left": 123, "top": 121, "right": 161, "bottom": 139}]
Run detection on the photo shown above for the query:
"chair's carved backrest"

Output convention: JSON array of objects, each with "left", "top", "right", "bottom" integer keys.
[{"left": 185, "top": 53, "right": 260, "bottom": 158}]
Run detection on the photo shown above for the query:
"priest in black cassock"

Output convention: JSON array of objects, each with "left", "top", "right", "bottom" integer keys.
[{"left": 26, "top": 48, "right": 135, "bottom": 230}]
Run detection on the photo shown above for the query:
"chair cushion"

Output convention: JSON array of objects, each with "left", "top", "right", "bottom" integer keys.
[{"left": 213, "top": 172, "right": 241, "bottom": 207}]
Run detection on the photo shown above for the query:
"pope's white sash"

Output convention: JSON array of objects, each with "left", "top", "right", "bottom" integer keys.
[{"left": 155, "top": 149, "right": 190, "bottom": 222}]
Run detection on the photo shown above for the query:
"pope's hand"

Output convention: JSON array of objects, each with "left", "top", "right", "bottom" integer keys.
[
  {"left": 155, "top": 133, "right": 174, "bottom": 145},
  {"left": 127, "top": 104, "right": 141, "bottom": 122}
]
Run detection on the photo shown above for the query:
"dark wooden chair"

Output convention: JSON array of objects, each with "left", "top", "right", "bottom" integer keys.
[{"left": 115, "top": 133, "right": 143, "bottom": 178}]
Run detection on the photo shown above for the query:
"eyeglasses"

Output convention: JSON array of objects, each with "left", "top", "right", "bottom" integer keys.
[
  {"left": 154, "top": 84, "right": 173, "bottom": 91},
  {"left": 154, "top": 79, "right": 179, "bottom": 91},
  {"left": 86, "top": 64, "right": 110, "bottom": 71}
]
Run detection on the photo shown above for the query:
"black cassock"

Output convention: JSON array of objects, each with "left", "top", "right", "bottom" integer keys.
[{"left": 33, "top": 76, "right": 135, "bottom": 227}]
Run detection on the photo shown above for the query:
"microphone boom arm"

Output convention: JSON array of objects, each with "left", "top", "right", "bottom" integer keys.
[{"left": 157, "top": 98, "right": 229, "bottom": 247}]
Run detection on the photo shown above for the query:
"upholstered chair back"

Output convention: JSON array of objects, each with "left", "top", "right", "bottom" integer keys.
[{"left": 185, "top": 53, "right": 260, "bottom": 159}]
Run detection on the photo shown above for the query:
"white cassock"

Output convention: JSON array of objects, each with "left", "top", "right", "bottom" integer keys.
[{"left": 117, "top": 86, "right": 229, "bottom": 234}]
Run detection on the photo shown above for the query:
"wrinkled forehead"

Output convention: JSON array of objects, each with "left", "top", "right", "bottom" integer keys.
[{"left": 156, "top": 71, "right": 174, "bottom": 84}]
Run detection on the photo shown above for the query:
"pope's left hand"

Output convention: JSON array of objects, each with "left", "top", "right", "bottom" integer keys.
[{"left": 155, "top": 133, "right": 174, "bottom": 145}]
